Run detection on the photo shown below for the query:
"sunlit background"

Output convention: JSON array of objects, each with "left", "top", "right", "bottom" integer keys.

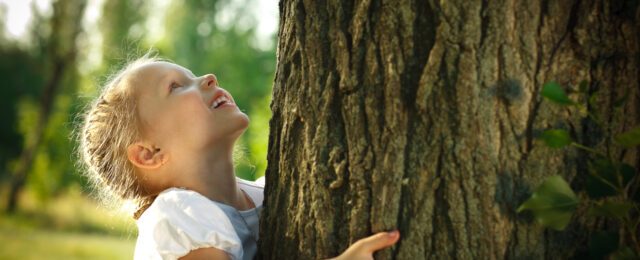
[{"left": 0, "top": 0, "right": 278, "bottom": 258}]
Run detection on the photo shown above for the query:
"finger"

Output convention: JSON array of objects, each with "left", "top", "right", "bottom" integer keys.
[{"left": 356, "top": 230, "right": 400, "bottom": 252}]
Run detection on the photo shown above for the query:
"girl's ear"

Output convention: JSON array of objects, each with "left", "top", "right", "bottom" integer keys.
[{"left": 127, "top": 142, "right": 167, "bottom": 169}]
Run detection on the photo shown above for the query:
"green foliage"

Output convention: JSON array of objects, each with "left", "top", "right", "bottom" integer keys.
[
  {"left": 586, "top": 173, "right": 619, "bottom": 199},
  {"left": 589, "top": 160, "right": 617, "bottom": 198},
  {"left": 588, "top": 201, "right": 633, "bottom": 218},
  {"left": 517, "top": 175, "right": 579, "bottom": 230},
  {"left": 541, "top": 81, "right": 575, "bottom": 105},
  {"left": 99, "top": 0, "right": 147, "bottom": 64},
  {"left": 247, "top": 94, "right": 273, "bottom": 179},
  {"left": 540, "top": 129, "right": 572, "bottom": 148},
  {"left": 0, "top": 47, "right": 44, "bottom": 182},
  {"left": 0, "top": 0, "right": 88, "bottom": 210},
  {"left": 519, "top": 81, "right": 640, "bottom": 257},
  {"left": 0, "top": 187, "right": 134, "bottom": 235}
]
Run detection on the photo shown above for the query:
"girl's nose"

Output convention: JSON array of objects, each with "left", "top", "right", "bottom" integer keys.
[{"left": 200, "top": 74, "right": 218, "bottom": 89}]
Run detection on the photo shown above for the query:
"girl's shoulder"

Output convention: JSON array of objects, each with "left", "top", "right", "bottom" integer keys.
[
  {"left": 135, "top": 188, "right": 243, "bottom": 259},
  {"left": 139, "top": 187, "right": 233, "bottom": 226},
  {"left": 143, "top": 188, "right": 214, "bottom": 219}
]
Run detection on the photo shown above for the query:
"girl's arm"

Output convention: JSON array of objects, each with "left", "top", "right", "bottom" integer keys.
[
  {"left": 179, "top": 247, "right": 231, "bottom": 260},
  {"left": 178, "top": 230, "right": 400, "bottom": 260}
]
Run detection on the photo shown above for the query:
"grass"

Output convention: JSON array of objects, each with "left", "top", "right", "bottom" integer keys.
[
  {"left": 0, "top": 225, "right": 135, "bottom": 260},
  {"left": 0, "top": 186, "right": 136, "bottom": 259}
]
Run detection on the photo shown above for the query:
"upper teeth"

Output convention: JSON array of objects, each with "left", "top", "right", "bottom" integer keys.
[{"left": 211, "top": 95, "right": 229, "bottom": 109}]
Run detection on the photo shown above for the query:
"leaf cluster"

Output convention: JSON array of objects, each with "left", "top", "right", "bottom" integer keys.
[{"left": 518, "top": 81, "right": 640, "bottom": 258}]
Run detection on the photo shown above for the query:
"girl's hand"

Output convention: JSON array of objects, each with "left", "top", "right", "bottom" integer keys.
[{"left": 331, "top": 230, "right": 400, "bottom": 260}]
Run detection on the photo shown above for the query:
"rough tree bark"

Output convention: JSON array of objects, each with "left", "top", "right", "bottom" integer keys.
[{"left": 259, "top": 0, "right": 639, "bottom": 259}]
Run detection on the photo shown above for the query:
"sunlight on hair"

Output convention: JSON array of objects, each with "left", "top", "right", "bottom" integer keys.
[
  {"left": 76, "top": 49, "right": 165, "bottom": 219},
  {"left": 121, "top": 199, "right": 139, "bottom": 217}
]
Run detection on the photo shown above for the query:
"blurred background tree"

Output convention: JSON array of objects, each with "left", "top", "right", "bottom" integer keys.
[
  {"left": 4, "top": 0, "right": 86, "bottom": 213},
  {"left": 0, "top": 0, "right": 276, "bottom": 257}
]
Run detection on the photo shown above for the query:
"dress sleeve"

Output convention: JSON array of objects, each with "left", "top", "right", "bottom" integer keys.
[{"left": 134, "top": 188, "right": 243, "bottom": 260}]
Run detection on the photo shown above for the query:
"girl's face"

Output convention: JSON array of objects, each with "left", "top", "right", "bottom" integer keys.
[{"left": 131, "top": 61, "right": 249, "bottom": 154}]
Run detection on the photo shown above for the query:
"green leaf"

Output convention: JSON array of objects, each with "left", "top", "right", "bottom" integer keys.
[
  {"left": 588, "top": 201, "right": 633, "bottom": 218},
  {"left": 586, "top": 161, "right": 635, "bottom": 200},
  {"left": 540, "top": 129, "right": 572, "bottom": 148},
  {"left": 541, "top": 81, "right": 575, "bottom": 105},
  {"left": 586, "top": 159, "right": 620, "bottom": 199},
  {"left": 589, "top": 231, "right": 619, "bottom": 259},
  {"left": 587, "top": 175, "right": 618, "bottom": 199},
  {"left": 615, "top": 126, "right": 640, "bottom": 147},
  {"left": 517, "top": 175, "right": 579, "bottom": 231}
]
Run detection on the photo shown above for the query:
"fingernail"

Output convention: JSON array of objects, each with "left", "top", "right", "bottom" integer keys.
[{"left": 388, "top": 230, "right": 399, "bottom": 238}]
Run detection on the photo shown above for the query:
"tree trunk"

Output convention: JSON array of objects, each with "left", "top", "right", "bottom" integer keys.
[
  {"left": 259, "top": 0, "right": 639, "bottom": 259},
  {"left": 5, "top": 0, "right": 85, "bottom": 213}
]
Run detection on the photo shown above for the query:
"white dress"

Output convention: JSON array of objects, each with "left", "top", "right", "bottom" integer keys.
[{"left": 134, "top": 177, "right": 265, "bottom": 260}]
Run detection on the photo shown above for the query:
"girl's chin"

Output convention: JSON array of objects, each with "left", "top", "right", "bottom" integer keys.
[
  {"left": 232, "top": 113, "right": 250, "bottom": 130},
  {"left": 225, "top": 116, "right": 250, "bottom": 139},
  {"left": 201, "top": 114, "right": 249, "bottom": 146}
]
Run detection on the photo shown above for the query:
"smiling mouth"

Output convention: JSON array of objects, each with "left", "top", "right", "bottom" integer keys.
[{"left": 210, "top": 94, "right": 234, "bottom": 110}]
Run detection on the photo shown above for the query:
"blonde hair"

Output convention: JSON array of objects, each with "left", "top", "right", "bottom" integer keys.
[{"left": 77, "top": 52, "right": 164, "bottom": 219}]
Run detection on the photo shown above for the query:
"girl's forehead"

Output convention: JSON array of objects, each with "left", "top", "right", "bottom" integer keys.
[
  {"left": 134, "top": 61, "right": 193, "bottom": 79},
  {"left": 128, "top": 62, "right": 194, "bottom": 90}
]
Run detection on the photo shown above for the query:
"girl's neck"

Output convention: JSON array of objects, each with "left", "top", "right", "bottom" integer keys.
[{"left": 172, "top": 146, "right": 251, "bottom": 210}]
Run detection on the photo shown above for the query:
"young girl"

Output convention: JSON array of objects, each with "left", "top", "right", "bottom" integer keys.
[{"left": 78, "top": 53, "right": 399, "bottom": 259}]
